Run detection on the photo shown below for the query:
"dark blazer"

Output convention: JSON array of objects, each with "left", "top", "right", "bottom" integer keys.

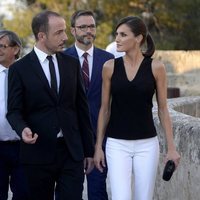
[
  {"left": 64, "top": 46, "right": 114, "bottom": 138},
  {"left": 7, "top": 50, "right": 94, "bottom": 164}
]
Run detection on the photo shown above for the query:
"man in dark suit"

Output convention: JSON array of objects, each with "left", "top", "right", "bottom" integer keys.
[
  {"left": 6, "top": 10, "right": 94, "bottom": 200},
  {"left": 64, "top": 10, "right": 114, "bottom": 200}
]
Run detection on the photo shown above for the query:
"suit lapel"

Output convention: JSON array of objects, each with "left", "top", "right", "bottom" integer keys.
[
  {"left": 66, "top": 46, "right": 100, "bottom": 95},
  {"left": 90, "top": 48, "right": 101, "bottom": 90},
  {"left": 70, "top": 46, "right": 79, "bottom": 58},
  {"left": 29, "top": 50, "right": 58, "bottom": 101},
  {"left": 56, "top": 53, "right": 65, "bottom": 99},
  {"left": 69, "top": 47, "right": 101, "bottom": 94}
]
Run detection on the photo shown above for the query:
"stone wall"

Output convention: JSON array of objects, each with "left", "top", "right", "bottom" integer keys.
[
  {"left": 154, "top": 51, "right": 200, "bottom": 96},
  {"left": 153, "top": 96, "right": 200, "bottom": 200}
]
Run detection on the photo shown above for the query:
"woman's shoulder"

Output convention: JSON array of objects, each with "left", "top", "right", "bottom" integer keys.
[
  {"left": 152, "top": 58, "right": 165, "bottom": 69},
  {"left": 103, "top": 58, "right": 115, "bottom": 71},
  {"left": 104, "top": 58, "right": 115, "bottom": 67},
  {"left": 103, "top": 58, "right": 115, "bottom": 78},
  {"left": 151, "top": 58, "right": 166, "bottom": 79}
]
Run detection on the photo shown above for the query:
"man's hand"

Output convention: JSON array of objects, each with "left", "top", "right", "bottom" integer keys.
[
  {"left": 84, "top": 157, "right": 94, "bottom": 175},
  {"left": 22, "top": 127, "right": 38, "bottom": 144}
]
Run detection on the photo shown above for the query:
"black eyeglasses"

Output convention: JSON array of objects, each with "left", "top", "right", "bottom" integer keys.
[
  {"left": 75, "top": 24, "right": 96, "bottom": 32},
  {"left": 0, "top": 44, "right": 11, "bottom": 49}
]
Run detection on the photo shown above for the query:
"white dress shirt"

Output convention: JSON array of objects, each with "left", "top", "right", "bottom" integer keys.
[
  {"left": 0, "top": 64, "right": 20, "bottom": 141},
  {"left": 75, "top": 44, "right": 94, "bottom": 80}
]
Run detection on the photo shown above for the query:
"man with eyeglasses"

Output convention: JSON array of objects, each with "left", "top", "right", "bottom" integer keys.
[
  {"left": 0, "top": 30, "right": 28, "bottom": 200},
  {"left": 64, "top": 10, "right": 114, "bottom": 200}
]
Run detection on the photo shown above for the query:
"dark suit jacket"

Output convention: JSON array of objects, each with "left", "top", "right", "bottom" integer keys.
[
  {"left": 7, "top": 50, "right": 94, "bottom": 164},
  {"left": 64, "top": 46, "right": 114, "bottom": 139}
]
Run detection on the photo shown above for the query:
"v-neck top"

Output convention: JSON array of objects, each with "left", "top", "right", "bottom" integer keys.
[{"left": 106, "top": 57, "right": 157, "bottom": 140}]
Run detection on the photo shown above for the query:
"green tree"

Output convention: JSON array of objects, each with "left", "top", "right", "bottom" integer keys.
[{"left": 2, "top": 0, "right": 200, "bottom": 50}]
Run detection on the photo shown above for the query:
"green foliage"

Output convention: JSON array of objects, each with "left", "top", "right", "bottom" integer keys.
[
  {"left": 2, "top": 5, "right": 40, "bottom": 50},
  {"left": 148, "top": 0, "right": 200, "bottom": 49},
  {"left": 1, "top": 0, "right": 200, "bottom": 50},
  {"left": 95, "top": 22, "right": 113, "bottom": 49}
]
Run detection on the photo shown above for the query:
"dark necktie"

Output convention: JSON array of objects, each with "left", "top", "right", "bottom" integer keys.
[
  {"left": 47, "top": 55, "right": 58, "bottom": 95},
  {"left": 82, "top": 52, "right": 89, "bottom": 91}
]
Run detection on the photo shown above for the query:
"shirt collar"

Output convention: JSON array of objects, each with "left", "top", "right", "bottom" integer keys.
[
  {"left": 34, "top": 46, "right": 56, "bottom": 62},
  {"left": 75, "top": 44, "right": 94, "bottom": 58},
  {"left": 0, "top": 64, "right": 7, "bottom": 73}
]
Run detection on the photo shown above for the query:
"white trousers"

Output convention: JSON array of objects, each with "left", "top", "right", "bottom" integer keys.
[{"left": 106, "top": 136, "right": 159, "bottom": 200}]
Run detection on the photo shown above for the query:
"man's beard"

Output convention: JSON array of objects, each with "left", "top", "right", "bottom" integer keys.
[{"left": 76, "top": 33, "right": 96, "bottom": 46}]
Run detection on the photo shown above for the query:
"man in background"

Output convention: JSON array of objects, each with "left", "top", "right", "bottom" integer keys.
[
  {"left": 0, "top": 30, "right": 28, "bottom": 200},
  {"left": 64, "top": 10, "right": 114, "bottom": 200}
]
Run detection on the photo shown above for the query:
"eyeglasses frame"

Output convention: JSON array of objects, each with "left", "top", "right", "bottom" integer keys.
[{"left": 74, "top": 24, "right": 96, "bottom": 32}]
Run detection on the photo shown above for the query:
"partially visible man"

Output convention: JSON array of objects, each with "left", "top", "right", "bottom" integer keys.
[
  {"left": 0, "top": 30, "right": 28, "bottom": 200},
  {"left": 64, "top": 10, "right": 114, "bottom": 200},
  {"left": 6, "top": 11, "right": 94, "bottom": 200}
]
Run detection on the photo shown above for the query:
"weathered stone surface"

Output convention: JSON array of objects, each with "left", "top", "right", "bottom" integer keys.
[
  {"left": 154, "top": 51, "right": 200, "bottom": 74},
  {"left": 154, "top": 51, "right": 200, "bottom": 97},
  {"left": 154, "top": 96, "right": 200, "bottom": 200}
]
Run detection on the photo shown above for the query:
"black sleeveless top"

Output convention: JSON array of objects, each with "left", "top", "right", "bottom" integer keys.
[{"left": 106, "top": 57, "right": 157, "bottom": 140}]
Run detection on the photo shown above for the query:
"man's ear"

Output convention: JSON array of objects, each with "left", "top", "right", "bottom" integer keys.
[
  {"left": 70, "top": 27, "right": 75, "bottom": 36},
  {"left": 38, "top": 32, "right": 46, "bottom": 41},
  {"left": 13, "top": 46, "right": 20, "bottom": 57}
]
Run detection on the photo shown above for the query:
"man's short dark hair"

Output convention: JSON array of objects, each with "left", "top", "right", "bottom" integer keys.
[
  {"left": 31, "top": 10, "right": 62, "bottom": 40},
  {"left": 70, "top": 10, "right": 95, "bottom": 27}
]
